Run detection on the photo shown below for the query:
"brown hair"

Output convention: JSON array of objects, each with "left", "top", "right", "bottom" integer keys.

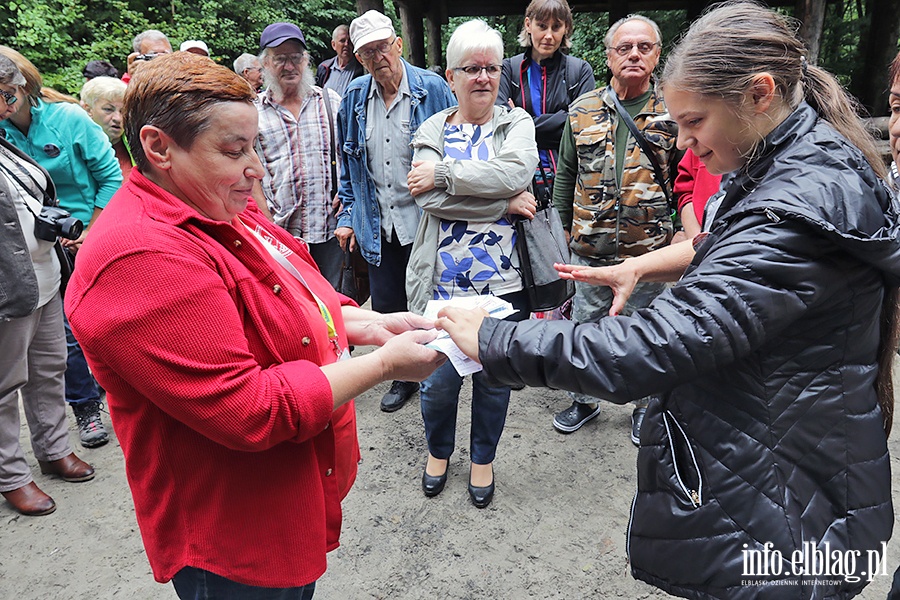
[
  {"left": 517, "top": 0, "right": 573, "bottom": 49},
  {"left": 0, "top": 46, "right": 76, "bottom": 105},
  {"left": 890, "top": 49, "right": 900, "bottom": 89},
  {"left": 663, "top": 1, "right": 898, "bottom": 434},
  {"left": 0, "top": 46, "right": 42, "bottom": 100},
  {"left": 661, "top": 1, "right": 885, "bottom": 180},
  {"left": 124, "top": 52, "right": 255, "bottom": 172}
]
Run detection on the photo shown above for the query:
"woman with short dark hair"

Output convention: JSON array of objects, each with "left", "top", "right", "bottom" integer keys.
[{"left": 65, "top": 52, "right": 444, "bottom": 598}]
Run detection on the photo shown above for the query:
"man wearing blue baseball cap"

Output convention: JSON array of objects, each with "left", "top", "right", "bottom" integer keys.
[{"left": 253, "top": 22, "right": 345, "bottom": 292}]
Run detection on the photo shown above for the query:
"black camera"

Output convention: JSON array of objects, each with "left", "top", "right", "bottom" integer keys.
[{"left": 34, "top": 206, "right": 83, "bottom": 242}]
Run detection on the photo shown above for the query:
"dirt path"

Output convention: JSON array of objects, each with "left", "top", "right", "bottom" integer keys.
[{"left": 4, "top": 362, "right": 900, "bottom": 599}]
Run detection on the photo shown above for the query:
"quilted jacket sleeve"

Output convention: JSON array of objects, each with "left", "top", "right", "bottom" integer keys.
[{"left": 478, "top": 211, "right": 836, "bottom": 400}]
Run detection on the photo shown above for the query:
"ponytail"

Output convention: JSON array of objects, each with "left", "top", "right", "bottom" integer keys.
[{"left": 801, "top": 63, "right": 887, "bottom": 179}]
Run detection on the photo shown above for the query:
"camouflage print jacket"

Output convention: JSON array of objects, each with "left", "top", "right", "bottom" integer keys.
[{"left": 553, "top": 84, "right": 678, "bottom": 262}]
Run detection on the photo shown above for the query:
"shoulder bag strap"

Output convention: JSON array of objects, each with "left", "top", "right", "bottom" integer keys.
[
  {"left": 321, "top": 89, "right": 338, "bottom": 196},
  {"left": 608, "top": 88, "right": 673, "bottom": 207}
]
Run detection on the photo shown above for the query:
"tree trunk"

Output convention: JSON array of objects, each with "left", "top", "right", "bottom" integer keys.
[
  {"left": 851, "top": 0, "right": 900, "bottom": 115},
  {"left": 795, "top": 0, "right": 826, "bottom": 64},
  {"left": 356, "top": 0, "right": 385, "bottom": 14}
]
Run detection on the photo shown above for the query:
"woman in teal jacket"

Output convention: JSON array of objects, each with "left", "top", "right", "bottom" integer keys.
[
  {"left": 0, "top": 46, "right": 121, "bottom": 252},
  {"left": 0, "top": 45, "right": 120, "bottom": 449}
]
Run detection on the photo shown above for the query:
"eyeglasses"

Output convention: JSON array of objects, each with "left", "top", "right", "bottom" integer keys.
[
  {"left": 0, "top": 89, "right": 18, "bottom": 106},
  {"left": 271, "top": 52, "right": 305, "bottom": 67},
  {"left": 609, "top": 41, "right": 660, "bottom": 56},
  {"left": 453, "top": 64, "right": 502, "bottom": 79},
  {"left": 357, "top": 39, "right": 395, "bottom": 61}
]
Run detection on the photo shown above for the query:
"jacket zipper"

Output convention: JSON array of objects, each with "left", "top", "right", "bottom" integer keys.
[
  {"left": 625, "top": 488, "right": 638, "bottom": 565},
  {"left": 662, "top": 410, "right": 703, "bottom": 508}
]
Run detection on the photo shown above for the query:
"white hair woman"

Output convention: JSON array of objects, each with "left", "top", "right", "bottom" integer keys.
[
  {"left": 406, "top": 19, "right": 539, "bottom": 508},
  {"left": 80, "top": 76, "right": 132, "bottom": 179}
]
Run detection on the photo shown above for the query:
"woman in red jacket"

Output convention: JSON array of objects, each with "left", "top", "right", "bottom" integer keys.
[{"left": 64, "top": 53, "right": 444, "bottom": 599}]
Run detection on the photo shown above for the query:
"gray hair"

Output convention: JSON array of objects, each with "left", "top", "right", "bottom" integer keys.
[
  {"left": 604, "top": 14, "right": 661, "bottom": 51},
  {"left": 132, "top": 30, "right": 171, "bottom": 54},
  {"left": 446, "top": 19, "right": 504, "bottom": 70},
  {"left": 80, "top": 76, "right": 127, "bottom": 107},
  {"left": 332, "top": 24, "right": 349, "bottom": 41},
  {"left": 0, "top": 54, "right": 25, "bottom": 87},
  {"left": 233, "top": 53, "right": 259, "bottom": 74}
]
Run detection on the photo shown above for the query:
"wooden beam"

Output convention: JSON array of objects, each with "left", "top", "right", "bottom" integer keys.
[
  {"left": 356, "top": 0, "right": 385, "bottom": 14},
  {"left": 425, "top": 1, "right": 447, "bottom": 69}
]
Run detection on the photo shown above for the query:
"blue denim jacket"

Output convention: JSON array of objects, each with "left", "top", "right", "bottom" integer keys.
[{"left": 336, "top": 59, "right": 456, "bottom": 266}]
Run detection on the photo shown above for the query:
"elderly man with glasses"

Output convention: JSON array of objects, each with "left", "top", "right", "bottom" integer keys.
[
  {"left": 550, "top": 14, "right": 680, "bottom": 444},
  {"left": 335, "top": 10, "right": 456, "bottom": 413},
  {"left": 252, "top": 22, "right": 345, "bottom": 291}
]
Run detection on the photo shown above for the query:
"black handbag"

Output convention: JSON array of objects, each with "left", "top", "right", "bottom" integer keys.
[{"left": 515, "top": 165, "right": 575, "bottom": 312}]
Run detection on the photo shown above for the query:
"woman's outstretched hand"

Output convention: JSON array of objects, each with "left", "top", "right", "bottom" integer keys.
[
  {"left": 435, "top": 307, "right": 488, "bottom": 362},
  {"left": 555, "top": 261, "right": 640, "bottom": 317}
]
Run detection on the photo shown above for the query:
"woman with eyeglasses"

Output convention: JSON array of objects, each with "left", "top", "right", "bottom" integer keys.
[
  {"left": 0, "top": 54, "right": 95, "bottom": 517},
  {"left": 496, "top": 0, "right": 594, "bottom": 178},
  {"left": 405, "top": 20, "right": 539, "bottom": 509},
  {"left": 0, "top": 46, "right": 122, "bottom": 450}
]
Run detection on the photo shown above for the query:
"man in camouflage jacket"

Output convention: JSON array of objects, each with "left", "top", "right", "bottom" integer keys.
[{"left": 550, "top": 15, "right": 679, "bottom": 442}]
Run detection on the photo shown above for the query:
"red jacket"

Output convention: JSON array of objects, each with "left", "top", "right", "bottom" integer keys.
[
  {"left": 65, "top": 170, "right": 360, "bottom": 588},
  {"left": 673, "top": 148, "right": 722, "bottom": 226}
]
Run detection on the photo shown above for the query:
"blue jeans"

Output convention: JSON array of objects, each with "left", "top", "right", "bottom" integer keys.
[
  {"left": 172, "top": 567, "right": 316, "bottom": 600},
  {"left": 63, "top": 314, "right": 100, "bottom": 407},
  {"left": 367, "top": 234, "right": 412, "bottom": 314},
  {"left": 420, "top": 289, "right": 528, "bottom": 465}
]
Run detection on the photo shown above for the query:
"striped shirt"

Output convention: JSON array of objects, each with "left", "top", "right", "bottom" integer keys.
[{"left": 255, "top": 86, "right": 341, "bottom": 244}]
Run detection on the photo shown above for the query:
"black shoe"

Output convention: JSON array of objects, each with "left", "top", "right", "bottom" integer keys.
[
  {"left": 468, "top": 480, "right": 495, "bottom": 509},
  {"left": 631, "top": 407, "right": 647, "bottom": 447},
  {"left": 71, "top": 400, "right": 109, "bottom": 448},
  {"left": 422, "top": 463, "right": 448, "bottom": 498},
  {"left": 552, "top": 402, "right": 601, "bottom": 433},
  {"left": 380, "top": 381, "right": 418, "bottom": 412}
]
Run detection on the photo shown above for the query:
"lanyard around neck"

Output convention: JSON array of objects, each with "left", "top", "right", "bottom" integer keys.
[{"left": 239, "top": 218, "right": 342, "bottom": 357}]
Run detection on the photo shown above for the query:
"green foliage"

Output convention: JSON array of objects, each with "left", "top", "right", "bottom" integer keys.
[{"left": 0, "top": 0, "right": 357, "bottom": 95}]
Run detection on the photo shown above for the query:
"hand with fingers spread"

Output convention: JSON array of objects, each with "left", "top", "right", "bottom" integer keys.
[{"left": 555, "top": 260, "right": 640, "bottom": 317}]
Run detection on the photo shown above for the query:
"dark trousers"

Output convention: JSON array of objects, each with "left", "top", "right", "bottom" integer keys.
[
  {"left": 420, "top": 289, "right": 529, "bottom": 464},
  {"left": 172, "top": 567, "right": 316, "bottom": 600},
  {"left": 367, "top": 235, "right": 412, "bottom": 314},
  {"left": 63, "top": 314, "right": 100, "bottom": 406}
]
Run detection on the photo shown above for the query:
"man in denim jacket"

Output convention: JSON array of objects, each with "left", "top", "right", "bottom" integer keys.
[{"left": 336, "top": 10, "right": 455, "bottom": 412}]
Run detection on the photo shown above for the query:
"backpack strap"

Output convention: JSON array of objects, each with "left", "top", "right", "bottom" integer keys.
[{"left": 562, "top": 54, "right": 581, "bottom": 102}]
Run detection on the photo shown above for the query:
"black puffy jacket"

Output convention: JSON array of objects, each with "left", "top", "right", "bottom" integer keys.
[{"left": 479, "top": 104, "right": 900, "bottom": 599}]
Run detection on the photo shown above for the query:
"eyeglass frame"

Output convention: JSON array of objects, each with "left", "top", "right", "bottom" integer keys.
[
  {"left": 607, "top": 41, "right": 660, "bottom": 56},
  {"left": 356, "top": 38, "right": 397, "bottom": 61},
  {"left": 269, "top": 52, "right": 306, "bottom": 67},
  {"left": 451, "top": 64, "right": 502, "bottom": 79},
  {"left": 0, "top": 89, "right": 18, "bottom": 106}
]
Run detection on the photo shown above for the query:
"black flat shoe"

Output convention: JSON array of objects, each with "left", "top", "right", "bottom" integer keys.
[{"left": 468, "top": 480, "right": 495, "bottom": 508}]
